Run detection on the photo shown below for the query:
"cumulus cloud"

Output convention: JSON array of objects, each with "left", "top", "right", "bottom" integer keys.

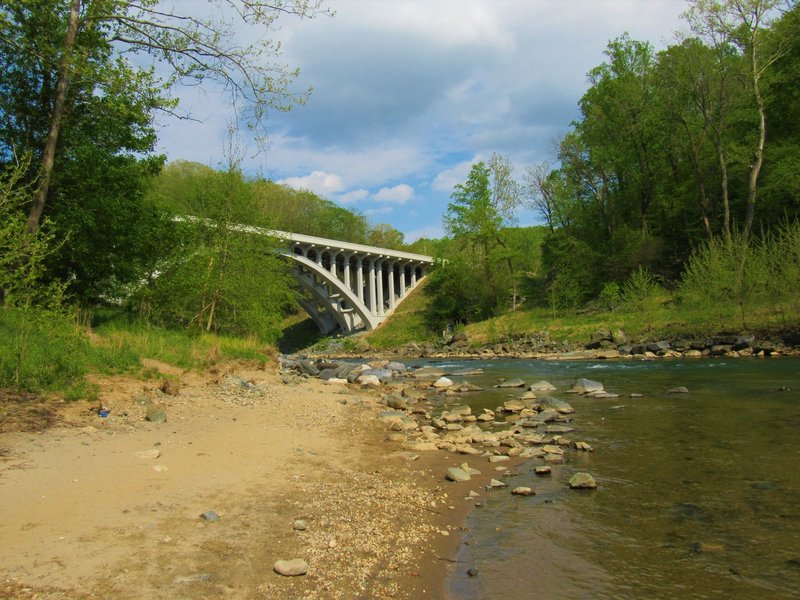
[
  {"left": 277, "top": 171, "right": 344, "bottom": 196},
  {"left": 374, "top": 184, "right": 414, "bottom": 204}
]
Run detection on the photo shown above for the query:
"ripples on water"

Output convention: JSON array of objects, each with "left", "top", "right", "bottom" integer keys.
[{"left": 432, "top": 358, "right": 800, "bottom": 600}]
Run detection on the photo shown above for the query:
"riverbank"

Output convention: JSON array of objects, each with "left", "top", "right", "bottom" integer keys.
[
  {"left": 0, "top": 359, "right": 487, "bottom": 599},
  {"left": 314, "top": 327, "right": 800, "bottom": 362}
]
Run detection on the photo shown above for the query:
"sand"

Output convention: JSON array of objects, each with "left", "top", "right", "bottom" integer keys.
[{"left": 0, "top": 360, "right": 473, "bottom": 599}]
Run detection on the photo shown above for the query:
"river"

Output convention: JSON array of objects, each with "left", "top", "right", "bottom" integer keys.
[{"left": 422, "top": 357, "right": 800, "bottom": 600}]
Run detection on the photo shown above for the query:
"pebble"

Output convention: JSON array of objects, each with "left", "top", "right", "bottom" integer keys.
[
  {"left": 200, "top": 511, "right": 219, "bottom": 522},
  {"left": 511, "top": 487, "right": 535, "bottom": 496},
  {"left": 293, "top": 519, "right": 308, "bottom": 531}
]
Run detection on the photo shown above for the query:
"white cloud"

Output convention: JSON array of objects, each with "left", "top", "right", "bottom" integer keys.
[
  {"left": 277, "top": 170, "right": 344, "bottom": 196},
  {"left": 432, "top": 158, "right": 480, "bottom": 192},
  {"left": 337, "top": 189, "right": 369, "bottom": 204},
  {"left": 374, "top": 184, "right": 414, "bottom": 204}
]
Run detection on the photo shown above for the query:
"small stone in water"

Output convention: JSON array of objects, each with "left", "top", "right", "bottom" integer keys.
[
  {"left": 534, "top": 466, "right": 552, "bottom": 475},
  {"left": 569, "top": 472, "right": 597, "bottom": 489},
  {"left": 467, "top": 567, "right": 479, "bottom": 577},
  {"left": 511, "top": 487, "right": 535, "bottom": 496}
]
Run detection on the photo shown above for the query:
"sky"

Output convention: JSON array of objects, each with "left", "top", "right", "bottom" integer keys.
[{"left": 155, "top": 0, "right": 691, "bottom": 242}]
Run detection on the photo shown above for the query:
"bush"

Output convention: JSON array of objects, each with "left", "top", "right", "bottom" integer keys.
[
  {"left": 623, "top": 267, "right": 665, "bottom": 312},
  {"left": 679, "top": 233, "right": 769, "bottom": 328}
]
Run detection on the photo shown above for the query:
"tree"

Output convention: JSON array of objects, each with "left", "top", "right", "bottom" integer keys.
[
  {"left": 685, "top": 0, "right": 788, "bottom": 239},
  {"left": 443, "top": 160, "right": 521, "bottom": 315},
  {"left": 0, "top": 0, "right": 326, "bottom": 237},
  {"left": 143, "top": 164, "right": 296, "bottom": 341}
]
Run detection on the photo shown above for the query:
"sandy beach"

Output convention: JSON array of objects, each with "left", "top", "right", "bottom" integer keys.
[{"left": 0, "top": 360, "right": 482, "bottom": 599}]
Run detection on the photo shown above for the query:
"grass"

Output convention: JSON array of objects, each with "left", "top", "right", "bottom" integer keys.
[
  {"left": 363, "top": 281, "right": 439, "bottom": 349},
  {"left": 0, "top": 306, "right": 276, "bottom": 401},
  {"left": 365, "top": 279, "right": 798, "bottom": 350}
]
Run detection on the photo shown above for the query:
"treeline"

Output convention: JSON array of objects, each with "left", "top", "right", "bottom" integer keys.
[{"left": 427, "top": 0, "right": 800, "bottom": 329}]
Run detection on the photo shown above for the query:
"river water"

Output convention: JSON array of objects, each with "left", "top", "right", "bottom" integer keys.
[{"left": 424, "top": 357, "right": 800, "bottom": 600}]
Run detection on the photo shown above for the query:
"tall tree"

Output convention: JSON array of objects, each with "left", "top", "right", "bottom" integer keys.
[
  {"left": 685, "top": 0, "right": 788, "bottom": 239},
  {"left": 0, "top": 0, "right": 326, "bottom": 235}
]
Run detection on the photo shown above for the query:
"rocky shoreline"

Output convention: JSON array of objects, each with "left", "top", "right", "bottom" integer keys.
[
  {"left": 311, "top": 328, "right": 800, "bottom": 361},
  {"left": 279, "top": 355, "right": 607, "bottom": 589}
]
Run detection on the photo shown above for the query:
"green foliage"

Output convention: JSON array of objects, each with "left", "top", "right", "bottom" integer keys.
[
  {"left": 599, "top": 282, "right": 623, "bottom": 312},
  {"left": 539, "top": 230, "right": 601, "bottom": 310},
  {"left": 0, "top": 159, "right": 64, "bottom": 307},
  {"left": 424, "top": 255, "right": 495, "bottom": 330},
  {"left": 141, "top": 167, "right": 296, "bottom": 342},
  {"left": 622, "top": 267, "right": 665, "bottom": 312},
  {"left": 680, "top": 221, "right": 800, "bottom": 329},
  {"left": 0, "top": 307, "right": 87, "bottom": 393}
]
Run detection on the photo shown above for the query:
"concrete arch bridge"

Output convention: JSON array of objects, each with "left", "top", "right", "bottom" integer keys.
[{"left": 272, "top": 230, "right": 434, "bottom": 334}]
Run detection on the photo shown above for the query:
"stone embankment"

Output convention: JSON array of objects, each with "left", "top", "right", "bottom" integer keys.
[{"left": 279, "top": 356, "right": 601, "bottom": 499}]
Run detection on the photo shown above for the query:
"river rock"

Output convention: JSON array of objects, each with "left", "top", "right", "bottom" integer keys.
[
  {"left": 460, "top": 463, "right": 482, "bottom": 476},
  {"left": 145, "top": 405, "right": 167, "bottom": 423},
  {"left": 497, "top": 378, "right": 526, "bottom": 388},
  {"left": 511, "top": 487, "right": 535, "bottom": 496},
  {"left": 432, "top": 376, "right": 454, "bottom": 388},
  {"left": 532, "top": 408, "right": 561, "bottom": 423},
  {"left": 357, "top": 374, "right": 381, "bottom": 386},
  {"left": 534, "top": 466, "right": 552, "bottom": 475},
  {"left": 414, "top": 366, "right": 446, "bottom": 378},
  {"left": 529, "top": 380, "right": 557, "bottom": 392},
  {"left": 446, "top": 467, "right": 472, "bottom": 482},
  {"left": 667, "top": 386, "right": 689, "bottom": 394},
  {"left": 536, "top": 396, "right": 575, "bottom": 414},
  {"left": 569, "top": 379, "right": 604, "bottom": 394},
  {"left": 273, "top": 559, "right": 308, "bottom": 577},
  {"left": 503, "top": 399, "right": 527, "bottom": 412},
  {"left": 569, "top": 472, "right": 597, "bottom": 489},
  {"left": 402, "top": 387, "right": 427, "bottom": 401},
  {"left": 385, "top": 394, "right": 408, "bottom": 410},
  {"left": 486, "top": 478, "right": 508, "bottom": 490},
  {"left": 293, "top": 519, "right": 308, "bottom": 531}
]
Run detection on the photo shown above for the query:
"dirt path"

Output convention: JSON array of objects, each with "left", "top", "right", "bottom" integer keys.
[{"left": 0, "top": 363, "right": 461, "bottom": 599}]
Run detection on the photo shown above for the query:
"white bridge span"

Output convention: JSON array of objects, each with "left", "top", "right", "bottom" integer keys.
[{"left": 272, "top": 230, "right": 434, "bottom": 334}]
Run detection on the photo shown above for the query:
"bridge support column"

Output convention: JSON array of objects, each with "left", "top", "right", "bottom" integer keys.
[
  {"left": 376, "top": 259, "right": 385, "bottom": 317},
  {"left": 388, "top": 261, "right": 396, "bottom": 310},
  {"left": 411, "top": 264, "right": 418, "bottom": 288},
  {"left": 399, "top": 262, "right": 407, "bottom": 299},
  {"left": 368, "top": 258, "right": 377, "bottom": 315},
  {"left": 356, "top": 256, "right": 365, "bottom": 305},
  {"left": 343, "top": 253, "right": 352, "bottom": 290},
  {"left": 329, "top": 251, "right": 337, "bottom": 279}
]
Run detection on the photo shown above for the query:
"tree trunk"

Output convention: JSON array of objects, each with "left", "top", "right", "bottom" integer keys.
[
  {"left": 25, "top": 0, "right": 81, "bottom": 235},
  {"left": 743, "top": 46, "right": 767, "bottom": 241}
]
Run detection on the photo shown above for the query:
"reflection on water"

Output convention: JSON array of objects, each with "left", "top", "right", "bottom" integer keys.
[{"left": 433, "top": 358, "right": 800, "bottom": 600}]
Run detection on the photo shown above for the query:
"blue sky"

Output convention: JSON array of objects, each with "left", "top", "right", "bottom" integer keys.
[{"left": 155, "top": 0, "right": 690, "bottom": 242}]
